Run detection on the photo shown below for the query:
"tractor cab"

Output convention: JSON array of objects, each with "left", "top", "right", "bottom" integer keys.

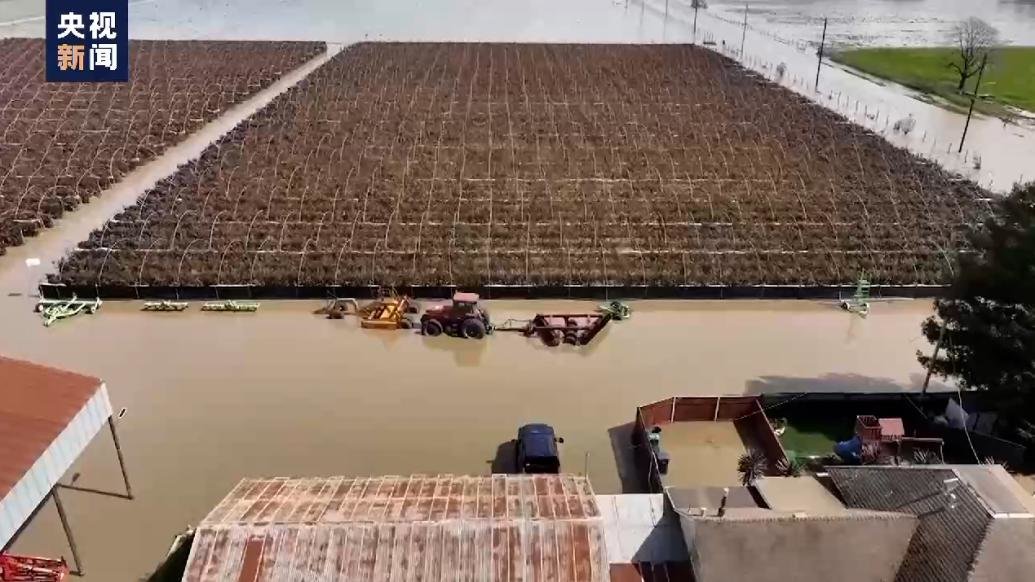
[
  {"left": 420, "top": 292, "right": 492, "bottom": 339},
  {"left": 450, "top": 292, "right": 481, "bottom": 313},
  {"left": 516, "top": 423, "right": 562, "bottom": 474}
]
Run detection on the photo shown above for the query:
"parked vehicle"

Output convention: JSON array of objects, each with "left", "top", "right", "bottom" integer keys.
[
  {"left": 515, "top": 423, "right": 563, "bottom": 474},
  {"left": 420, "top": 292, "right": 491, "bottom": 339}
]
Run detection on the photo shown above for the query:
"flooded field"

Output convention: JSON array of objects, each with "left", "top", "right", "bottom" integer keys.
[
  {"left": 0, "top": 0, "right": 984, "bottom": 579},
  {"left": 0, "top": 149, "right": 942, "bottom": 578},
  {"left": 707, "top": 0, "right": 1035, "bottom": 47},
  {"left": 1, "top": 238, "right": 941, "bottom": 579}
]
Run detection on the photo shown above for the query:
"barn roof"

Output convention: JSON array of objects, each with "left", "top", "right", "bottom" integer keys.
[
  {"left": 0, "top": 356, "right": 109, "bottom": 549},
  {"left": 183, "top": 474, "right": 608, "bottom": 581}
]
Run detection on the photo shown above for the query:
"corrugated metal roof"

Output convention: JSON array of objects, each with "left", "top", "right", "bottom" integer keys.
[
  {"left": 827, "top": 466, "right": 992, "bottom": 582},
  {"left": 185, "top": 475, "right": 608, "bottom": 581},
  {"left": 0, "top": 356, "right": 102, "bottom": 501}
]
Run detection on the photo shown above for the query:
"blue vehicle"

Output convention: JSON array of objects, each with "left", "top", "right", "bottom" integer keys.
[{"left": 515, "top": 423, "right": 563, "bottom": 474}]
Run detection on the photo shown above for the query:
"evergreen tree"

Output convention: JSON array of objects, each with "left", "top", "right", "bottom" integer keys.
[{"left": 919, "top": 183, "right": 1035, "bottom": 436}]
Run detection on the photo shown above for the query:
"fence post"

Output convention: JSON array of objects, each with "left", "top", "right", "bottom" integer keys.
[
  {"left": 692, "top": 0, "right": 700, "bottom": 43},
  {"left": 740, "top": 3, "right": 749, "bottom": 60},
  {"left": 815, "top": 17, "right": 828, "bottom": 91}
]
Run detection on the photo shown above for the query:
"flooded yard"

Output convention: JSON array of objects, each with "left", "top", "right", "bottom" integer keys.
[{"left": 657, "top": 422, "right": 753, "bottom": 488}]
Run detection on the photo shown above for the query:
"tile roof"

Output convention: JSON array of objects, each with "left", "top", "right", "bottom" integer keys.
[
  {"left": 184, "top": 474, "right": 608, "bottom": 582},
  {"left": 827, "top": 466, "right": 992, "bottom": 582},
  {"left": 0, "top": 356, "right": 102, "bottom": 500}
]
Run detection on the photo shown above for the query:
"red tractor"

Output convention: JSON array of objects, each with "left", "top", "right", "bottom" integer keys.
[{"left": 420, "top": 292, "right": 492, "bottom": 339}]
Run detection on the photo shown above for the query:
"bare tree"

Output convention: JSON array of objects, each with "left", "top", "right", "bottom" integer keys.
[{"left": 948, "top": 18, "right": 999, "bottom": 93}]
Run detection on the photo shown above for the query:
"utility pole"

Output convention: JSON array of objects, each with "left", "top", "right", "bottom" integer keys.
[
  {"left": 692, "top": 1, "right": 700, "bottom": 44},
  {"left": 958, "top": 52, "right": 988, "bottom": 153},
  {"left": 815, "top": 17, "right": 828, "bottom": 91},
  {"left": 740, "top": 3, "right": 748, "bottom": 60},
  {"left": 665, "top": 0, "right": 669, "bottom": 20}
]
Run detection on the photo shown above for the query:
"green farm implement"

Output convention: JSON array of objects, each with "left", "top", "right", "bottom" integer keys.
[
  {"left": 35, "top": 295, "right": 102, "bottom": 327},
  {"left": 597, "top": 300, "right": 632, "bottom": 320},
  {"left": 143, "top": 300, "right": 189, "bottom": 312},
  {"left": 840, "top": 274, "right": 871, "bottom": 317},
  {"left": 201, "top": 300, "right": 259, "bottom": 312}
]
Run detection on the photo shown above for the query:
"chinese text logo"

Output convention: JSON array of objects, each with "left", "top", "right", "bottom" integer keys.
[{"left": 47, "top": 0, "right": 129, "bottom": 82}]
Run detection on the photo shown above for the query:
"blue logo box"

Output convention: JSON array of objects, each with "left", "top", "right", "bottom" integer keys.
[{"left": 46, "top": 0, "right": 129, "bottom": 82}]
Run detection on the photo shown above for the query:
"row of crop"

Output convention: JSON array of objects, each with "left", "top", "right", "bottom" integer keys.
[
  {"left": 54, "top": 43, "right": 987, "bottom": 287},
  {"left": 54, "top": 246, "right": 956, "bottom": 288},
  {"left": 0, "top": 39, "right": 325, "bottom": 255}
]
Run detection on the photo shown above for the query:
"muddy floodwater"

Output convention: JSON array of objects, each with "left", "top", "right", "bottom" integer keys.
[
  {"left": 708, "top": 0, "right": 1035, "bottom": 47},
  {"left": 0, "top": 172, "right": 942, "bottom": 579},
  {"left": 2, "top": 253, "right": 942, "bottom": 579}
]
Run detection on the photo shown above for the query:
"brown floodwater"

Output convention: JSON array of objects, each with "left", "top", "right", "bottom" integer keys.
[
  {"left": 0, "top": 265, "right": 942, "bottom": 579},
  {"left": 0, "top": 19, "right": 948, "bottom": 580}
]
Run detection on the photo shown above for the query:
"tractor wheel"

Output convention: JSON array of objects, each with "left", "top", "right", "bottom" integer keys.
[
  {"left": 422, "top": 319, "right": 443, "bottom": 336},
  {"left": 540, "top": 329, "right": 562, "bottom": 347},
  {"left": 461, "top": 318, "right": 486, "bottom": 339},
  {"left": 399, "top": 317, "right": 415, "bottom": 330}
]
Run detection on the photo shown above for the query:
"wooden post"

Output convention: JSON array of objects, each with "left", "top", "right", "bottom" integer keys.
[
  {"left": 52, "top": 489, "right": 83, "bottom": 575},
  {"left": 959, "top": 52, "right": 988, "bottom": 153},
  {"left": 815, "top": 17, "right": 827, "bottom": 91},
  {"left": 692, "top": 1, "right": 699, "bottom": 44},
  {"left": 740, "top": 3, "right": 749, "bottom": 60},
  {"left": 109, "top": 417, "right": 133, "bottom": 499}
]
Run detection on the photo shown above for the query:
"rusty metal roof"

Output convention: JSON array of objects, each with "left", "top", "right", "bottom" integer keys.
[
  {"left": 184, "top": 474, "right": 608, "bottom": 581},
  {"left": 0, "top": 356, "right": 102, "bottom": 500}
]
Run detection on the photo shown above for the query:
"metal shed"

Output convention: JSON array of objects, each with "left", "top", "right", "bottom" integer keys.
[
  {"left": 0, "top": 355, "right": 132, "bottom": 573},
  {"left": 184, "top": 474, "right": 609, "bottom": 581}
]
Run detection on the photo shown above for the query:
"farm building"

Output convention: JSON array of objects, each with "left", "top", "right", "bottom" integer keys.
[
  {"left": 180, "top": 474, "right": 693, "bottom": 581},
  {"left": 182, "top": 474, "right": 609, "bottom": 581},
  {"left": 0, "top": 355, "right": 132, "bottom": 574},
  {"left": 179, "top": 465, "right": 1035, "bottom": 582}
]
